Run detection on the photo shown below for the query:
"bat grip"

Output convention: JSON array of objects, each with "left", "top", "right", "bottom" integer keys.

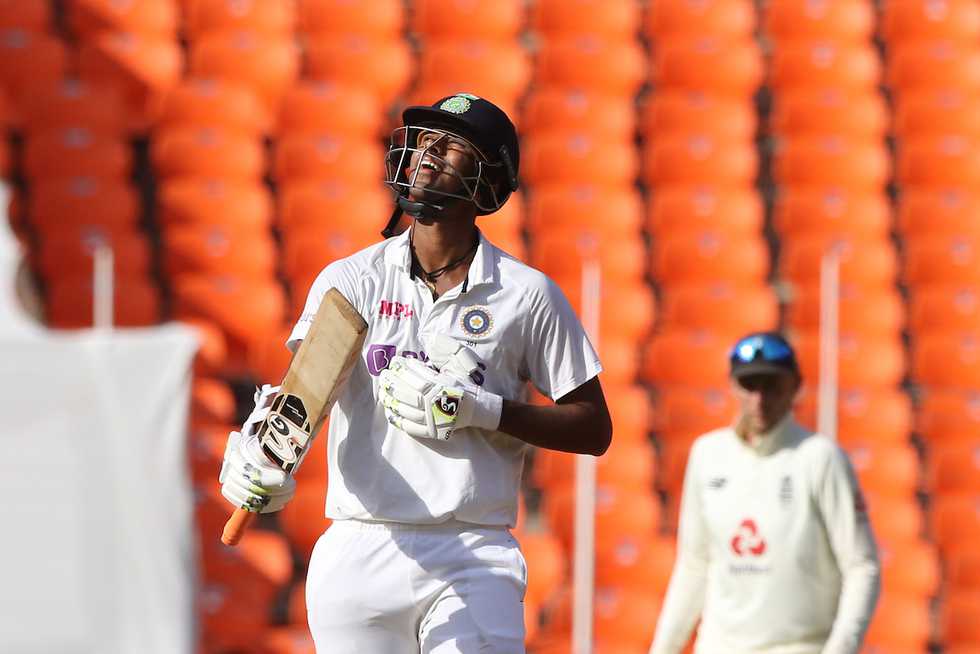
[{"left": 221, "top": 508, "right": 256, "bottom": 546}]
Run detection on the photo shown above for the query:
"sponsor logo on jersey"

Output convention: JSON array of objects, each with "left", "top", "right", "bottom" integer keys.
[
  {"left": 730, "top": 518, "right": 767, "bottom": 557},
  {"left": 378, "top": 300, "right": 415, "bottom": 320},
  {"left": 365, "top": 344, "right": 428, "bottom": 376},
  {"left": 461, "top": 306, "right": 493, "bottom": 337},
  {"left": 779, "top": 475, "right": 793, "bottom": 506}
]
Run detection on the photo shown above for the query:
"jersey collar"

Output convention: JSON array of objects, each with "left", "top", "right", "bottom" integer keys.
[
  {"left": 742, "top": 413, "right": 801, "bottom": 456},
  {"left": 383, "top": 225, "right": 497, "bottom": 291}
]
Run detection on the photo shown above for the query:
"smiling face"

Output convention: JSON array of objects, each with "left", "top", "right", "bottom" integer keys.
[{"left": 405, "top": 128, "right": 481, "bottom": 203}]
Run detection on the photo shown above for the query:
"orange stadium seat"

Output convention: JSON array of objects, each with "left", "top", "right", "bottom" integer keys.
[
  {"left": 46, "top": 275, "right": 161, "bottom": 328},
  {"left": 0, "top": 29, "right": 68, "bottom": 100},
  {"left": 263, "top": 627, "right": 316, "bottom": 654},
  {"left": 547, "top": 585, "right": 662, "bottom": 650},
  {"left": 200, "top": 527, "right": 292, "bottom": 608},
  {"left": 247, "top": 323, "right": 293, "bottom": 385},
  {"left": 882, "top": 0, "right": 980, "bottom": 45},
  {"left": 795, "top": 330, "right": 905, "bottom": 389},
  {"left": 595, "top": 533, "right": 675, "bottom": 595},
  {"left": 278, "top": 180, "right": 390, "bottom": 232},
  {"left": 519, "top": 530, "right": 565, "bottom": 607},
  {"left": 659, "top": 283, "right": 778, "bottom": 336},
  {"left": 946, "top": 546, "right": 980, "bottom": 590},
  {"left": 182, "top": 318, "right": 229, "bottom": 376},
  {"left": 281, "top": 223, "right": 382, "bottom": 304},
  {"left": 928, "top": 440, "right": 980, "bottom": 494},
  {"left": 641, "top": 91, "right": 756, "bottom": 142},
  {"left": 645, "top": 0, "right": 755, "bottom": 40},
  {"left": 913, "top": 332, "right": 980, "bottom": 389},
  {"left": 188, "top": 423, "right": 230, "bottom": 483},
  {"left": 769, "top": 41, "right": 881, "bottom": 93},
  {"left": 864, "top": 594, "right": 932, "bottom": 652},
  {"left": 412, "top": 0, "right": 523, "bottom": 39},
  {"left": 778, "top": 234, "right": 898, "bottom": 290},
  {"left": 894, "top": 90, "right": 980, "bottom": 139},
  {"left": 296, "top": 0, "right": 404, "bottom": 39},
  {"left": 804, "top": 388, "right": 913, "bottom": 447},
  {"left": 774, "top": 188, "right": 891, "bottom": 240},
  {"left": 549, "top": 279, "right": 656, "bottom": 343},
  {"left": 843, "top": 441, "right": 920, "bottom": 500},
  {"left": 23, "top": 128, "right": 132, "bottom": 180},
  {"left": 643, "top": 134, "right": 758, "bottom": 187},
  {"left": 157, "top": 179, "right": 273, "bottom": 230},
  {"left": 197, "top": 568, "right": 279, "bottom": 652},
  {"left": 905, "top": 234, "right": 980, "bottom": 286},
  {"left": 28, "top": 177, "right": 141, "bottom": 232},
  {"left": 774, "top": 137, "right": 890, "bottom": 190},
  {"left": 764, "top": 0, "right": 874, "bottom": 44},
  {"left": 533, "top": 439, "right": 656, "bottom": 493},
  {"left": 530, "top": 229, "right": 646, "bottom": 281},
  {"left": 643, "top": 329, "right": 731, "bottom": 388},
  {"left": 68, "top": 0, "right": 178, "bottom": 39},
  {"left": 647, "top": 186, "right": 763, "bottom": 237},
  {"left": 786, "top": 284, "right": 904, "bottom": 337},
  {"left": 653, "top": 386, "right": 736, "bottom": 435},
  {"left": 34, "top": 228, "right": 153, "bottom": 280},
  {"left": 770, "top": 88, "right": 888, "bottom": 140},
  {"left": 657, "top": 433, "right": 701, "bottom": 497},
  {"left": 897, "top": 135, "right": 980, "bottom": 189},
  {"left": 535, "top": 36, "right": 646, "bottom": 97},
  {"left": 898, "top": 188, "right": 980, "bottom": 239},
  {"left": 272, "top": 133, "right": 383, "bottom": 183},
  {"left": 415, "top": 40, "right": 532, "bottom": 108},
  {"left": 190, "top": 376, "right": 236, "bottom": 424},
  {"left": 151, "top": 127, "right": 265, "bottom": 181},
  {"left": 887, "top": 42, "right": 980, "bottom": 94},
  {"left": 602, "top": 384, "right": 656, "bottom": 441},
  {"left": 862, "top": 492, "right": 925, "bottom": 544},
  {"left": 305, "top": 35, "right": 413, "bottom": 106},
  {"left": 526, "top": 185, "right": 642, "bottom": 234},
  {"left": 0, "top": 0, "right": 51, "bottom": 32},
  {"left": 877, "top": 539, "right": 941, "bottom": 597},
  {"left": 522, "top": 89, "right": 636, "bottom": 141},
  {"left": 916, "top": 388, "right": 980, "bottom": 446},
  {"left": 160, "top": 224, "right": 278, "bottom": 280},
  {"left": 592, "top": 337, "right": 645, "bottom": 386},
  {"left": 933, "top": 494, "right": 980, "bottom": 552},
  {"left": 278, "top": 81, "right": 383, "bottom": 138},
  {"left": 532, "top": 0, "right": 640, "bottom": 39},
  {"left": 542, "top": 484, "right": 662, "bottom": 552},
  {"left": 158, "top": 78, "right": 271, "bottom": 135},
  {"left": 287, "top": 580, "right": 308, "bottom": 626},
  {"left": 651, "top": 231, "right": 769, "bottom": 286},
  {"left": 522, "top": 133, "right": 639, "bottom": 186},
  {"left": 652, "top": 36, "right": 763, "bottom": 99},
  {"left": 18, "top": 79, "right": 131, "bottom": 135},
  {"left": 278, "top": 480, "right": 331, "bottom": 562},
  {"left": 189, "top": 32, "right": 300, "bottom": 109},
  {"left": 184, "top": 0, "right": 296, "bottom": 39},
  {"left": 77, "top": 32, "right": 183, "bottom": 125},
  {"left": 941, "top": 591, "right": 980, "bottom": 648},
  {"left": 909, "top": 286, "right": 980, "bottom": 334}
]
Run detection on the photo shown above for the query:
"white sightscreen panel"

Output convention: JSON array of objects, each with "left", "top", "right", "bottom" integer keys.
[{"left": 0, "top": 325, "right": 198, "bottom": 653}]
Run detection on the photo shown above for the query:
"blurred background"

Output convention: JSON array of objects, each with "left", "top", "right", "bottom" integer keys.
[{"left": 0, "top": 0, "right": 978, "bottom": 653}]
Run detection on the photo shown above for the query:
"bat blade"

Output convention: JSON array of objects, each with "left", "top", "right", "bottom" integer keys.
[{"left": 221, "top": 287, "right": 367, "bottom": 546}]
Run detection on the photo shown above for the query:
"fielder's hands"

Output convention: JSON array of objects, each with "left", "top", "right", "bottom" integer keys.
[
  {"left": 379, "top": 353, "right": 502, "bottom": 441},
  {"left": 219, "top": 384, "right": 296, "bottom": 513}
]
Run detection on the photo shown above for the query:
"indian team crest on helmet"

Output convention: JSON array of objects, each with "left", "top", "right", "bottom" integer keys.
[
  {"left": 440, "top": 94, "right": 480, "bottom": 114},
  {"left": 461, "top": 306, "right": 493, "bottom": 337}
]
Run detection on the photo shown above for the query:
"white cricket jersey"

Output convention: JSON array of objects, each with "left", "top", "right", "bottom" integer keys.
[
  {"left": 288, "top": 227, "right": 602, "bottom": 527},
  {"left": 650, "top": 415, "right": 880, "bottom": 654}
]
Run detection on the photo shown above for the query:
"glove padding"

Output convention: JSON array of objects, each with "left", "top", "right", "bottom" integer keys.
[
  {"left": 424, "top": 333, "right": 484, "bottom": 382},
  {"left": 379, "top": 356, "right": 502, "bottom": 441},
  {"left": 219, "top": 384, "right": 296, "bottom": 513}
]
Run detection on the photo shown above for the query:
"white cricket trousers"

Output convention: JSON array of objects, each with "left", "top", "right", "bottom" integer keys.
[{"left": 306, "top": 519, "right": 528, "bottom": 653}]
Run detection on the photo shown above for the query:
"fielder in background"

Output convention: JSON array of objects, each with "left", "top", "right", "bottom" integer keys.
[
  {"left": 649, "top": 332, "right": 880, "bottom": 654},
  {"left": 220, "top": 93, "right": 612, "bottom": 653}
]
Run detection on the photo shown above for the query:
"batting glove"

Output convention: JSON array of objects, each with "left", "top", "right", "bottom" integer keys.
[
  {"left": 423, "top": 333, "right": 485, "bottom": 382},
  {"left": 219, "top": 384, "right": 296, "bottom": 513},
  {"left": 378, "top": 356, "right": 503, "bottom": 441}
]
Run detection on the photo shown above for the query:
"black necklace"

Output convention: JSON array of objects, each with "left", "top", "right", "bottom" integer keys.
[{"left": 410, "top": 232, "right": 479, "bottom": 284}]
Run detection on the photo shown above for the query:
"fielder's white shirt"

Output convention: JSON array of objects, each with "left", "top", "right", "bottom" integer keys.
[
  {"left": 650, "top": 416, "right": 880, "bottom": 654},
  {"left": 288, "top": 227, "right": 602, "bottom": 527}
]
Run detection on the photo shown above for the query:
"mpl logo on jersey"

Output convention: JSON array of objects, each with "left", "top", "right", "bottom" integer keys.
[
  {"left": 730, "top": 518, "right": 767, "bottom": 557},
  {"left": 378, "top": 299, "right": 415, "bottom": 320}
]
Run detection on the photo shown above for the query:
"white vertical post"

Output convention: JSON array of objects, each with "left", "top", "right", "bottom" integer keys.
[
  {"left": 573, "top": 258, "right": 601, "bottom": 654},
  {"left": 93, "top": 243, "right": 114, "bottom": 331},
  {"left": 817, "top": 247, "right": 840, "bottom": 440}
]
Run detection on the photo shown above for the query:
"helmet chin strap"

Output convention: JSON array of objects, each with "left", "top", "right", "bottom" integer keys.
[{"left": 381, "top": 191, "right": 469, "bottom": 238}]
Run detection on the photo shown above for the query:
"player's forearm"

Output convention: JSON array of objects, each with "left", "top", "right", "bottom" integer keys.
[
  {"left": 497, "top": 396, "right": 612, "bottom": 455},
  {"left": 823, "top": 557, "right": 880, "bottom": 654}
]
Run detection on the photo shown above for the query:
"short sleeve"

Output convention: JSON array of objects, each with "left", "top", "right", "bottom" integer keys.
[
  {"left": 286, "top": 259, "right": 364, "bottom": 353},
  {"left": 523, "top": 276, "right": 602, "bottom": 401}
]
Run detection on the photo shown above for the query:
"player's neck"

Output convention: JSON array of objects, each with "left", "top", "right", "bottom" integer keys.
[{"left": 410, "top": 216, "right": 479, "bottom": 277}]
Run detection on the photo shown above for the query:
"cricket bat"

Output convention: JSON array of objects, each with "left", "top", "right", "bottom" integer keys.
[{"left": 221, "top": 287, "right": 368, "bottom": 546}]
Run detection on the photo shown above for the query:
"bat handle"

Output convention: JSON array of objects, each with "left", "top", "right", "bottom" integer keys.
[{"left": 221, "top": 508, "right": 256, "bottom": 546}]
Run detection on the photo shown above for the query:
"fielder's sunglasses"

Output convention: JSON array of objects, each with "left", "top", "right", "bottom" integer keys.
[{"left": 729, "top": 333, "right": 796, "bottom": 366}]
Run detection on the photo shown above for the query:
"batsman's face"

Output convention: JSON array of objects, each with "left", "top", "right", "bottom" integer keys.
[
  {"left": 731, "top": 371, "right": 800, "bottom": 436},
  {"left": 406, "top": 129, "right": 478, "bottom": 201}
]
